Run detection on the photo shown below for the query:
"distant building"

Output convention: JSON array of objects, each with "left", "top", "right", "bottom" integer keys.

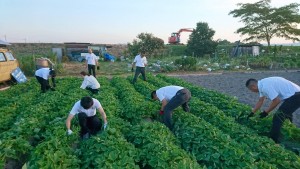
[
  {"left": 64, "top": 42, "right": 91, "bottom": 61},
  {"left": 64, "top": 42, "right": 108, "bottom": 62},
  {"left": 231, "top": 41, "right": 261, "bottom": 57}
]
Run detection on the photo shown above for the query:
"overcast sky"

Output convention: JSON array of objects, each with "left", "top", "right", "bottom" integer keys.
[{"left": 1, "top": 0, "right": 299, "bottom": 44}]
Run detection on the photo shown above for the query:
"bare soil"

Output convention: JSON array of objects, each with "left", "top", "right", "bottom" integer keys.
[{"left": 173, "top": 70, "right": 300, "bottom": 127}]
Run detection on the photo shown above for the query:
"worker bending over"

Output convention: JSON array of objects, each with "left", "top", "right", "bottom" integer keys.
[
  {"left": 35, "top": 67, "right": 56, "bottom": 93},
  {"left": 80, "top": 71, "right": 100, "bottom": 94},
  {"left": 246, "top": 77, "right": 300, "bottom": 143},
  {"left": 151, "top": 85, "right": 191, "bottom": 130}
]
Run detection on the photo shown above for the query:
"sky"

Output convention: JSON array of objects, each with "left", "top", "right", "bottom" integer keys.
[{"left": 1, "top": 0, "right": 299, "bottom": 45}]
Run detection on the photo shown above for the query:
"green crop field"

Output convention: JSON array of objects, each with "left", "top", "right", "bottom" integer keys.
[{"left": 1, "top": 74, "right": 300, "bottom": 168}]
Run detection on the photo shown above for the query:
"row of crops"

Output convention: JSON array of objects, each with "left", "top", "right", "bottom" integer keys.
[{"left": 1, "top": 74, "right": 300, "bottom": 168}]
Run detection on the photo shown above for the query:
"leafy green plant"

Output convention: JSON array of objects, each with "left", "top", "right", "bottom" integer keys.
[{"left": 174, "top": 56, "right": 197, "bottom": 70}]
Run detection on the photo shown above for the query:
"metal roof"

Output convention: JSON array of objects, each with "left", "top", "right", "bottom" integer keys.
[{"left": 0, "top": 40, "right": 11, "bottom": 47}]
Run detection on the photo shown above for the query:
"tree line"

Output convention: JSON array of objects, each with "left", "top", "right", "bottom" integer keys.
[{"left": 127, "top": 0, "right": 300, "bottom": 57}]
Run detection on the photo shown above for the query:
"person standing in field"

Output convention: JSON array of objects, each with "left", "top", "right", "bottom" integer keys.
[
  {"left": 151, "top": 85, "right": 191, "bottom": 130},
  {"left": 131, "top": 51, "right": 147, "bottom": 84},
  {"left": 80, "top": 71, "right": 100, "bottom": 94},
  {"left": 66, "top": 96, "right": 108, "bottom": 139},
  {"left": 85, "top": 48, "right": 98, "bottom": 77},
  {"left": 246, "top": 77, "right": 300, "bottom": 143},
  {"left": 35, "top": 67, "right": 56, "bottom": 93}
]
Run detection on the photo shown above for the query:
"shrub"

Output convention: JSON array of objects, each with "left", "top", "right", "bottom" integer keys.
[
  {"left": 17, "top": 55, "right": 36, "bottom": 76},
  {"left": 174, "top": 56, "right": 197, "bottom": 70}
]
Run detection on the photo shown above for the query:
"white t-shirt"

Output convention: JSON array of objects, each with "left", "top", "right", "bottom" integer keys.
[
  {"left": 258, "top": 77, "right": 300, "bottom": 101},
  {"left": 69, "top": 98, "right": 102, "bottom": 117},
  {"left": 156, "top": 85, "right": 184, "bottom": 102},
  {"left": 86, "top": 53, "right": 98, "bottom": 65},
  {"left": 35, "top": 68, "right": 51, "bottom": 80},
  {"left": 133, "top": 54, "right": 147, "bottom": 67},
  {"left": 80, "top": 75, "right": 100, "bottom": 89}
]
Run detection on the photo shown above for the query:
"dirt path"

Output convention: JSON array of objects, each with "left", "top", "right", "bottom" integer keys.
[{"left": 173, "top": 70, "right": 300, "bottom": 127}]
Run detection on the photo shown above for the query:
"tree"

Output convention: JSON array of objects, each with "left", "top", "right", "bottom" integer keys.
[
  {"left": 217, "top": 39, "right": 232, "bottom": 45},
  {"left": 186, "top": 22, "right": 218, "bottom": 57},
  {"left": 127, "top": 33, "right": 164, "bottom": 57},
  {"left": 229, "top": 0, "right": 300, "bottom": 48}
]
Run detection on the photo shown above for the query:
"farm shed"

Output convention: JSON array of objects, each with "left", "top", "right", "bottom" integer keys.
[
  {"left": 64, "top": 42, "right": 111, "bottom": 62},
  {"left": 64, "top": 42, "right": 91, "bottom": 61},
  {"left": 231, "top": 42, "right": 261, "bottom": 57}
]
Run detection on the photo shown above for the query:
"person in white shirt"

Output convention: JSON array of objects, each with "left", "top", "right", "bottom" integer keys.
[
  {"left": 80, "top": 71, "right": 100, "bottom": 94},
  {"left": 85, "top": 48, "right": 98, "bottom": 77},
  {"left": 66, "top": 96, "right": 108, "bottom": 139},
  {"left": 151, "top": 85, "right": 191, "bottom": 130},
  {"left": 246, "top": 77, "right": 300, "bottom": 143},
  {"left": 132, "top": 51, "right": 147, "bottom": 84},
  {"left": 35, "top": 67, "right": 56, "bottom": 93}
]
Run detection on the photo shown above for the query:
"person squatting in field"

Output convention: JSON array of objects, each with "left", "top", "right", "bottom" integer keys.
[
  {"left": 85, "top": 48, "right": 99, "bottom": 78},
  {"left": 131, "top": 51, "right": 147, "bottom": 84},
  {"left": 246, "top": 77, "right": 300, "bottom": 143},
  {"left": 80, "top": 71, "right": 100, "bottom": 94},
  {"left": 66, "top": 96, "right": 108, "bottom": 139},
  {"left": 151, "top": 85, "right": 191, "bottom": 130},
  {"left": 35, "top": 67, "right": 56, "bottom": 93}
]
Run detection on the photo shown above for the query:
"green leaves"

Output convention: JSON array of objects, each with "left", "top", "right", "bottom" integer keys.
[
  {"left": 2, "top": 74, "right": 300, "bottom": 168},
  {"left": 126, "top": 122, "right": 201, "bottom": 169},
  {"left": 156, "top": 73, "right": 300, "bottom": 168},
  {"left": 186, "top": 22, "right": 218, "bottom": 57},
  {"left": 127, "top": 32, "right": 165, "bottom": 57},
  {"left": 79, "top": 128, "right": 139, "bottom": 169},
  {"left": 229, "top": 0, "right": 300, "bottom": 47}
]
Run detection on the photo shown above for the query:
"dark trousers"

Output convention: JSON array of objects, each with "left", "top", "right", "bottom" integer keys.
[
  {"left": 163, "top": 89, "right": 191, "bottom": 130},
  {"left": 132, "top": 66, "right": 146, "bottom": 83},
  {"left": 88, "top": 64, "right": 96, "bottom": 77},
  {"left": 78, "top": 113, "right": 102, "bottom": 137},
  {"left": 270, "top": 92, "right": 300, "bottom": 143},
  {"left": 86, "top": 87, "right": 99, "bottom": 94},
  {"left": 36, "top": 76, "right": 50, "bottom": 93}
]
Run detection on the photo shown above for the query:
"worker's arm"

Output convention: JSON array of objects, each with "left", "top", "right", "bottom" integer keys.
[
  {"left": 160, "top": 99, "right": 168, "bottom": 111},
  {"left": 144, "top": 58, "right": 148, "bottom": 67},
  {"left": 80, "top": 78, "right": 88, "bottom": 89},
  {"left": 252, "top": 96, "right": 266, "bottom": 113},
  {"left": 95, "top": 57, "right": 98, "bottom": 66},
  {"left": 98, "top": 107, "right": 107, "bottom": 124},
  {"left": 66, "top": 114, "right": 75, "bottom": 130},
  {"left": 264, "top": 97, "right": 281, "bottom": 113},
  {"left": 132, "top": 56, "right": 137, "bottom": 68},
  {"left": 132, "top": 62, "right": 136, "bottom": 68}
]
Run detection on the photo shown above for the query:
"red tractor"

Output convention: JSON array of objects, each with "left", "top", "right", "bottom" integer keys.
[{"left": 168, "top": 28, "right": 193, "bottom": 44}]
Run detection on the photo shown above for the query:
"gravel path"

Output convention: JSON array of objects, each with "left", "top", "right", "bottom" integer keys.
[{"left": 174, "top": 70, "right": 300, "bottom": 127}]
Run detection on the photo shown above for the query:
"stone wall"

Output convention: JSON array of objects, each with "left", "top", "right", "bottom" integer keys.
[{"left": 9, "top": 43, "right": 128, "bottom": 58}]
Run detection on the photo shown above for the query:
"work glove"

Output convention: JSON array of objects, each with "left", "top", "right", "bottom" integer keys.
[
  {"left": 67, "top": 129, "right": 73, "bottom": 135},
  {"left": 259, "top": 111, "right": 268, "bottom": 118},
  {"left": 159, "top": 110, "right": 164, "bottom": 115},
  {"left": 103, "top": 122, "right": 108, "bottom": 130},
  {"left": 247, "top": 112, "right": 255, "bottom": 119},
  {"left": 131, "top": 67, "right": 134, "bottom": 72}
]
